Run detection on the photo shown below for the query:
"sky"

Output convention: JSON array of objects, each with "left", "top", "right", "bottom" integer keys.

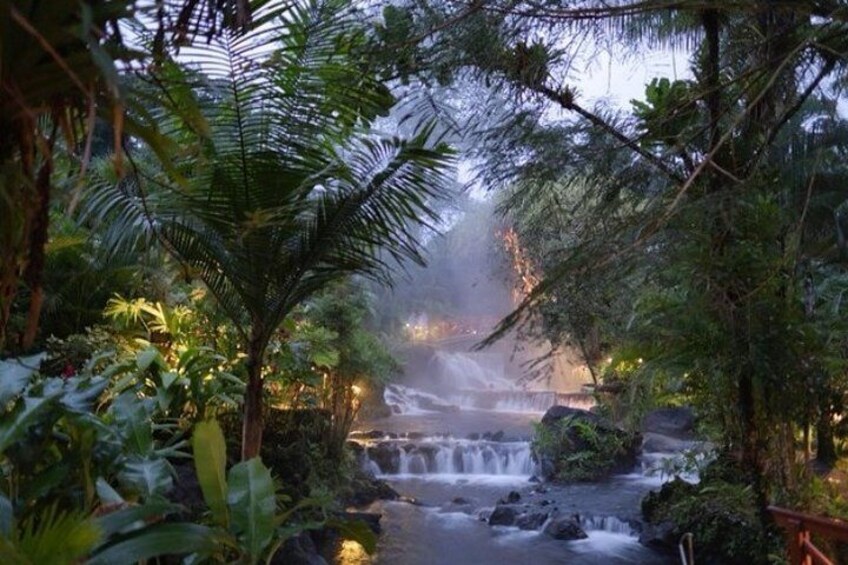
[{"left": 579, "top": 47, "right": 691, "bottom": 108}]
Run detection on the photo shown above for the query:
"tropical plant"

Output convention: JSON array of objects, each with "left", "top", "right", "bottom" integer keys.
[
  {"left": 305, "top": 282, "right": 401, "bottom": 460},
  {"left": 121, "top": 1, "right": 453, "bottom": 460},
  {"left": 191, "top": 419, "right": 375, "bottom": 563},
  {"left": 0, "top": 352, "right": 230, "bottom": 564}
]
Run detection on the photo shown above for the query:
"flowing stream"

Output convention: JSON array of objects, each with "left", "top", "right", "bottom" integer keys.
[{"left": 345, "top": 350, "right": 678, "bottom": 565}]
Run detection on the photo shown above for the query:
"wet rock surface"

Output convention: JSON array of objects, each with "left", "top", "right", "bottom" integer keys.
[
  {"left": 543, "top": 516, "right": 589, "bottom": 540},
  {"left": 488, "top": 505, "right": 519, "bottom": 526},
  {"left": 347, "top": 473, "right": 399, "bottom": 507},
  {"left": 641, "top": 407, "right": 695, "bottom": 439}
]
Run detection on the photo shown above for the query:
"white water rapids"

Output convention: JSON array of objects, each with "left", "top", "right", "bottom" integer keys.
[{"left": 349, "top": 349, "right": 679, "bottom": 564}]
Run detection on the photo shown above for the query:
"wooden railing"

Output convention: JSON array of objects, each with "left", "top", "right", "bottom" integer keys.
[{"left": 769, "top": 506, "right": 848, "bottom": 564}]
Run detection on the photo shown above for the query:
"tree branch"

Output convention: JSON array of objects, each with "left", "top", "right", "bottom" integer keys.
[{"left": 535, "top": 84, "right": 686, "bottom": 183}]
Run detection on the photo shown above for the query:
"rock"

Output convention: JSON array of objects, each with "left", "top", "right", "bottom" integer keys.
[
  {"left": 483, "top": 430, "right": 505, "bottom": 442},
  {"left": 543, "top": 516, "right": 588, "bottom": 540},
  {"left": 498, "top": 491, "right": 521, "bottom": 504},
  {"left": 275, "top": 533, "right": 328, "bottom": 565},
  {"left": 365, "top": 442, "right": 400, "bottom": 474},
  {"left": 528, "top": 475, "right": 541, "bottom": 483},
  {"left": 467, "top": 433, "right": 481, "bottom": 441},
  {"left": 541, "top": 405, "right": 608, "bottom": 429},
  {"left": 451, "top": 497, "right": 473, "bottom": 505},
  {"left": 516, "top": 511, "right": 549, "bottom": 530},
  {"left": 642, "top": 407, "right": 695, "bottom": 439},
  {"left": 405, "top": 432, "right": 425, "bottom": 440},
  {"left": 639, "top": 521, "right": 677, "bottom": 549},
  {"left": 346, "top": 476, "right": 399, "bottom": 507},
  {"left": 537, "top": 405, "right": 641, "bottom": 481},
  {"left": 488, "top": 505, "right": 518, "bottom": 526},
  {"left": 642, "top": 432, "right": 691, "bottom": 453}
]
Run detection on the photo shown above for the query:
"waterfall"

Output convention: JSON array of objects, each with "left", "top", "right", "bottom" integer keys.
[
  {"left": 385, "top": 384, "right": 595, "bottom": 415},
  {"left": 578, "top": 515, "right": 636, "bottom": 535},
  {"left": 429, "top": 350, "right": 514, "bottom": 391},
  {"left": 357, "top": 438, "right": 536, "bottom": 477}
]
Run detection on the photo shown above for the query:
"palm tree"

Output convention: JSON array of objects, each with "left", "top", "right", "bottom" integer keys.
[{"left": 131, "top": 2, "right": 453, "bottom": 459}]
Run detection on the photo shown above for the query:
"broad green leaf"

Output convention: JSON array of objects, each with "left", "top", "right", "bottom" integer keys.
[
  {"left": 95, "top": 478, "right": 124, "bottom": 506},
  {"left": 161, "top": 371, "right": 179, "bottom": 390},
  {"left": 228, "top": 458, "right": 275, "bottom": 561},
  {"left": 88, "top": 523, "right": 231, "bottom": 565},
  {"left": 118, "top": 458, "right": 173, "bottom": 499},
  {"left": 192, "top": 420, "right": 229, "bottom": 528},
  {"left": 136, "top": 348, "right": 161, "bottom": 371},
  {"left": 110, "top": 393, "right": 153, "bottom": 454},
  {"left": 54, "top": 376, "right": 109, "bottom": 413},
  {"left": 94, "top": 501, "right": 182, "bottom": 538},
  {"left": 0, "top": 396, "right": 56, "bottom": 453},
  {"left": 0, "top": 356, "right": 40, "bottom": 406}
]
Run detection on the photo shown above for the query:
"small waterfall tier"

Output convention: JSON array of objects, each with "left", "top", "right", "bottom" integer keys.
[
  {"left": 578, "top": 515, "right": 637, "bottom": 535},
  {"left": 354, "top": 437, "right": 536, "bottom": 477},
  {"left": 385, "top": 384, "right": 595, "bottom": 415}
]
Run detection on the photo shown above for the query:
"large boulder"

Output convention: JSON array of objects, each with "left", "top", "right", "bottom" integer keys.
[
  {"left": 641, "top": 407, "right": 695, "bottom": 439},
  {"left": 541, "top": 405, "right": 608, "bottom": 428},
  {"left": 536, "top": 405, "right": 641, "bottom": 481},
  {"left": 543, "top": 516, "right": 588, "bottom": 540},
  {"left": 639, "top": 520, "right": 676, "bottom": 549},
  {"left": 488, "top": 505, "right": 518, "bottom": 526},
  {"left": 515, "top": 511, "right": 550, "bottom": 530}
]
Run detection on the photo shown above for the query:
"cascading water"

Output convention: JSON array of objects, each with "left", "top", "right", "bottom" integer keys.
[
  {"left": 356, "top": 438, "right": 535, "bottom": 477},
  {"left": 385, "top": 385, "right": 596, "bottom": 415},
  {"left": 352, "top": 342, "right": 676, "bottom": 563},
  {"left": 384, "top": 348, "right": 596, "bottom": 415},
  {"left": 429, "top": 350, "right": 514, "bottom": 391}
]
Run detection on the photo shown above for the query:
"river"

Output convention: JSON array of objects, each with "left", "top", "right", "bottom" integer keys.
[{"left": 345, "top": 369, "right": 680, "bottom": 565}]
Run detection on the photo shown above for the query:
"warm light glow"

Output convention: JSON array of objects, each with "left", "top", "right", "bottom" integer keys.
[
  {"left": 501, "top": 227, "right": 540, "bottom": 304},
  {"left": 336, "top": 540, "right": 369, "bottom": 564},
  {"left": 351, "top": 385, "right": 362, "bottom": 396}
]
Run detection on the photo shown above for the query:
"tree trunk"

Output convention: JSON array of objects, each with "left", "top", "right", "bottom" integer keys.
[
  {"left": 816, "top": 410, "right": 837, "bottom": 466},
  {"left": 241, "top": 331, "right": 267, "bottom": 461},
  {"left": 20, "top": 155, "right": 53, "bottom": 350}
]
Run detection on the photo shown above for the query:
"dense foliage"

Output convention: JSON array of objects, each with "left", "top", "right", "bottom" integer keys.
[{"left": 6, "top": 0, "right": 848, "bottom": 562}]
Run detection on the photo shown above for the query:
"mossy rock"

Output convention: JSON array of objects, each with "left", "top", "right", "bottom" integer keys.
[{"left": 534, "top": 406, "right": 641, "bottom": 482}]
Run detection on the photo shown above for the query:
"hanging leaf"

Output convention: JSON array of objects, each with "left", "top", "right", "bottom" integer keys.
[
  {"left": 227, "top": 458, "right": 275, "bottom": 562},
  {"left": 192, "top": 420, "right": 229, "bottom": 528}
]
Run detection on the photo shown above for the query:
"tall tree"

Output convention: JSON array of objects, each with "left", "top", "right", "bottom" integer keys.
[
  {"left": 372, "top": 0, "right": 848, "bottom": 505},
  {"left": 128, "top": 2, "right": 453, "bottom": 459}
]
